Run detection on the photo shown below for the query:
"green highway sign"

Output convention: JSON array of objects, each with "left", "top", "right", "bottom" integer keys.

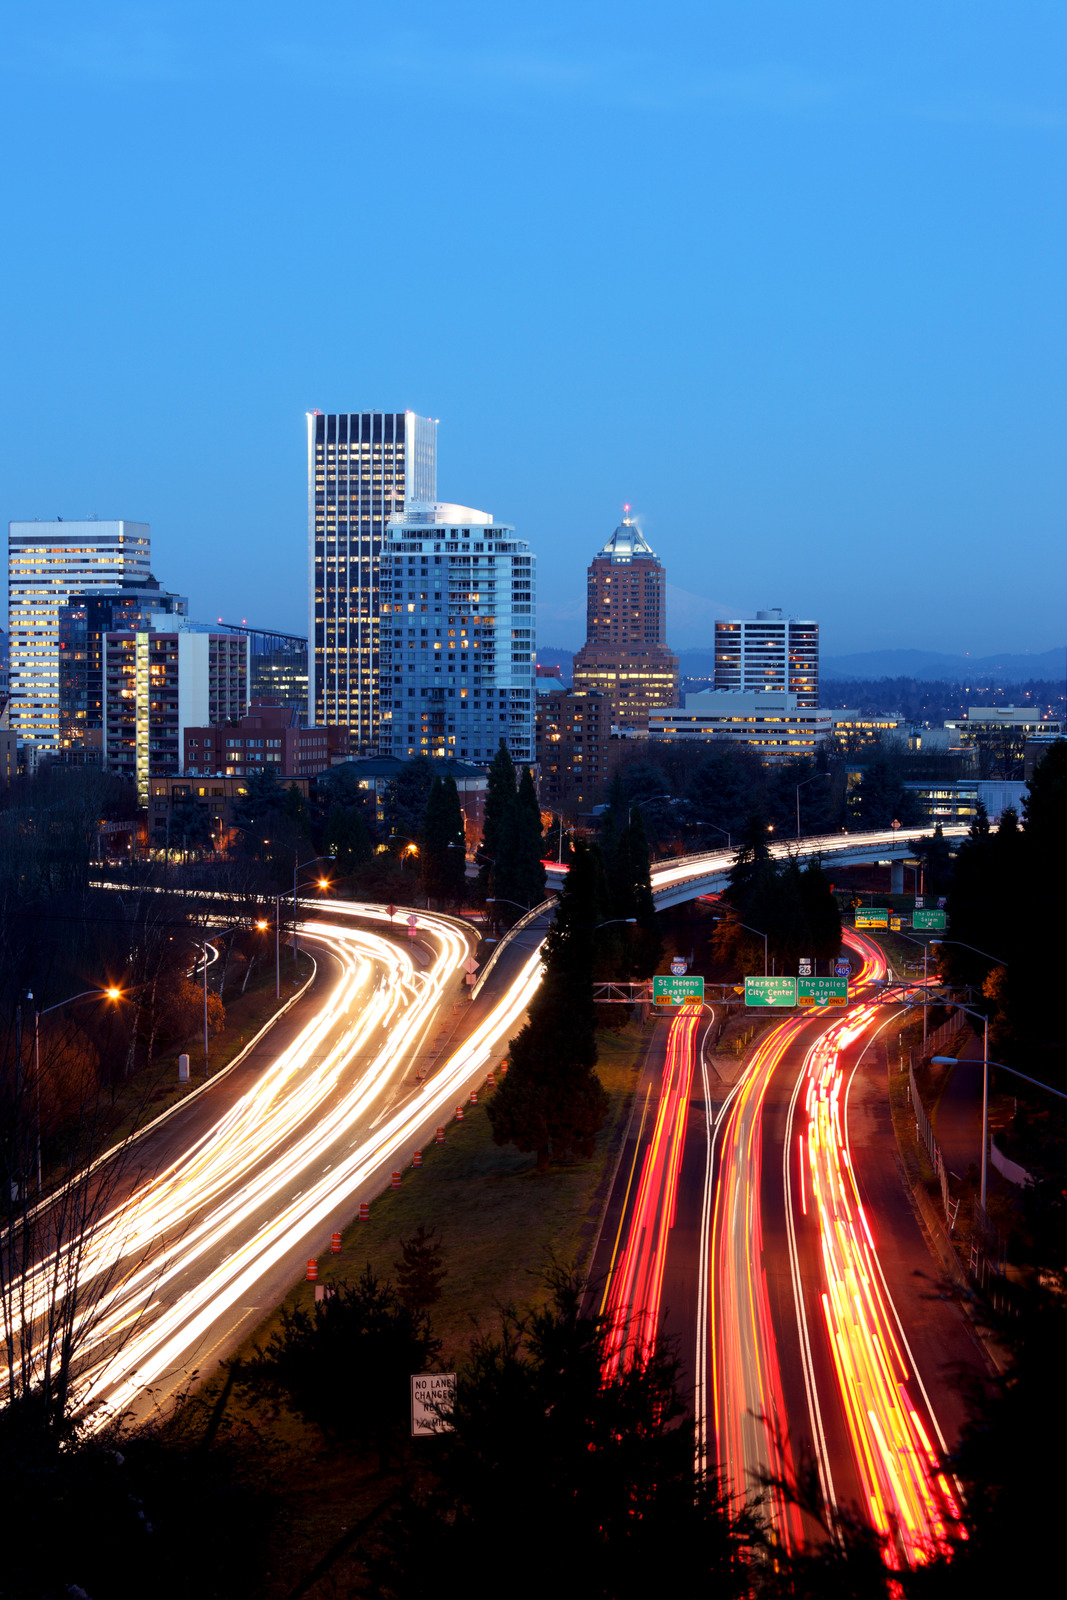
[
  {"left": 855, "top": 908, "right": 889, "bottom": 929},
  {"left": 653, "top": 974, "right": 705, "bottom": 1006},
  {"left": 913, "top": 909, "right": 947, "bottom": 931},
  {"left": 798, "top": 977, "right": 849, "bottom": 1007},
  {"left": 744, "top": 976, "right": 798, "bottom": 1008}
]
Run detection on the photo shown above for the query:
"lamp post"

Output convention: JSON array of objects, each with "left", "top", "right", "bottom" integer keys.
[
  {"left": 890, "top": 929, "right": 937, "bottom": 1050},
  {"left": 911, "top": 1001, "right": 989, "bottom": 1210},
  {"left": 796, "top": 771, "right": 831, "bottom": 839},
  {"left": 595, "top": 918, "right": 638, "bottom": 931},
  {"left": 260, "top": 871, "right": 332, "bottom": 1000},
  {"left": 293, "top": 855, "right": 334, "bottom": 969},
  {"left": 33, "top": 987, "right": 122, "bottom": 1189},
  {"left": 192, "top": 941, "right": 216, "bottom": 1076},
  {"left": 929, "top": 938, "right": 1009, "bottom": 967},
  {"left": 704, "top": 823, "right": 732, "bottom": 850},
  {"left": 713, "top": 915, "right": 769, "bottom": 977}
]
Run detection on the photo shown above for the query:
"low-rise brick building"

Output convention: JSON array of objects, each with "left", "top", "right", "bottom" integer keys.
[{"left": 182, "top": 701, "right": 348, "bottom": 778}]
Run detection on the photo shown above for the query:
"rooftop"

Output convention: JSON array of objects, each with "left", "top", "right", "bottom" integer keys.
[{"left": 598, "top": 512, "right": 657, "bottom": 562}]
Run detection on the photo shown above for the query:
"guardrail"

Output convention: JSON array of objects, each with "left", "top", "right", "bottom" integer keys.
[
  {"left": 469, "top": 896, "right": 556, "bottom": 1001},
  {"left": 646, "top": 826, "right": 968, "bottom": 910}
]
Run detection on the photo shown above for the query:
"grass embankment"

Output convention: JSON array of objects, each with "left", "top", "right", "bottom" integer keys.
[
  {"left": 84, "top": 953, "right": 316, "bottom": 1159},
  {"left": 190, "top": 1020, "right": 652, "bottom": 1598}
]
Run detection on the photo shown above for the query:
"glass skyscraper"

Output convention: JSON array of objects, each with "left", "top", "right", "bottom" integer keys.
[
  {"left": 377, "top": 505, "right": 535, "bottom": 765},
  {"left": 7, "top": 518, "right": 152, "bottom": 749},
  {"left": 307, "top": 410, "right": 437, "bottom": 748}
]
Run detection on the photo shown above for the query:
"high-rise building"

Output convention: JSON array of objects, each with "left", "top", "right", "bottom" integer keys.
[
  {"left": 307, "top": 410, "right": 437, "bottom": 749},
  {"left": 7, "top": 519, "right": 152, "bottom": 749},
  {"left": 535, "top": 685, "right": 609, "bottom": 813},
  {"left": 103, "top": 620, "right": 249, "bottom": 801},
  {"left": 571, "top": 514, "right": 678, "bottom": 730},
  {"left": 713, "top": 609, "right": 819, "bottom": 706},
  {"left": 58, "top": 577, "right": 188, "bottom": 760},
  {"left": 377, "top": 504, "right": 535, "bottom": 765},
  {"left": 217, "top": 624, "right": 308, "bottom": 722}
]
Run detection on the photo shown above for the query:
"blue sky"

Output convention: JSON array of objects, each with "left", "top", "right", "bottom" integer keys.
[{"left": 1, "top": 2, "right": 1063, "bottom": 656}]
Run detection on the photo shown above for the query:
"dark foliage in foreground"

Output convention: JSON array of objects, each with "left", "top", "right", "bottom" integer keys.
[
  {"left": 0, "top": 1394, "right": 277, "bottom": 1600},
  {"left": 236, "top": 1264, "right": 440, "bottom": 1469},
  {"left": 357, "top": 1271, "right": 751, "bottom": 1600}
]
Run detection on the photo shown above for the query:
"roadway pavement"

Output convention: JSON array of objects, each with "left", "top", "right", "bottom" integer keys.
[
  {"left": 591, "top": 958, "right": 991, "bottom": 1550},
  {"left": 845, "top": 1030, "right": 989, "bottom": 1452}
]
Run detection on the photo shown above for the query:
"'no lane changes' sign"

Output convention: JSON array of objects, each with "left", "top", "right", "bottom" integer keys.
[{"left": 411, "top": 1373, "right": 456, "bottom": 1436}]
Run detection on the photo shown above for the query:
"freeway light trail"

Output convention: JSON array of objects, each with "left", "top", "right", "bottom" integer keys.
[
  {"left": 5, "top": 904, "right": 545, "bottom": 1425},
  {"left": 798, "top": 1005, "right": 963, "bottom": 1565},
  {"left": 709, "top": 1013, "right": 809, "bottom": 1545},
  {"left": 601, "top": 1004, "right": 702, "bottom": 1375}
]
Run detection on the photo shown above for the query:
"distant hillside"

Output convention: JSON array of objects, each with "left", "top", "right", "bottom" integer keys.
[
  {"left": 539, "top": 642, "right": 1065, "bottom": 692},
  {"left": 822, "top": 647, "right": 1065, "bottom": 682},
  {"left": 536, "top": 646, "right": 574, "bottom": 682}
]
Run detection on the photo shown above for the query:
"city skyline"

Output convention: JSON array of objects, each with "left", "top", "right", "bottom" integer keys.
[{"left": 0, "top": 5, "right": 1063, "bottom": 659}]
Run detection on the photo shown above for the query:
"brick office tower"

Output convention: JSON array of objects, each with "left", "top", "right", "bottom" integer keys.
[{"left": 572, "top": 512, "right": 678, "bottom": 731}]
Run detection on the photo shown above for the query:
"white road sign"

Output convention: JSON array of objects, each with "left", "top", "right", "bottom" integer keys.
[{"left": 411, "top": 1372, "right": 456, "bottom": 1436}]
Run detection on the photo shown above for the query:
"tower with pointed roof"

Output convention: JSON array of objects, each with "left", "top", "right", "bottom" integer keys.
[{"left": 571, "top": 510, "right": 679, "bottom": 732}]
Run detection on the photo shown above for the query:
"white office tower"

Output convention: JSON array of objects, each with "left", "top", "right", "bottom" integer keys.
[
  {"left": 377, "top": 505, "right": 535, "bottom": 765},
  {"left": 713, "top": 608, "right": 819, "bottom": 707},
  {"left": 7, "top": 519, "right": 152, "bottom": 749},
  {"left": 307, "top": 410, "right": 437, "bottom": 750}
]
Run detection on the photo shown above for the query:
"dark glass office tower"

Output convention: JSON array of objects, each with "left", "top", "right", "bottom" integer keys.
[
  {"left": 307, "top": 410, "right": 437, "bottom": 750},
  {"left": 57, "top": 577, "right": 188, "bottom": 760}
]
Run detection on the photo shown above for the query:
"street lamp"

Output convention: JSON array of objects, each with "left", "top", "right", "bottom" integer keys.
[
  {"left": 929, "top": 938, "right": 1009, "bottom": 967},
  {"left": 32, "top": 987, "right": 123, "bottom": 1188},
  {"left": 796, "top": 771, "right": 831, "bottom": 839},
  {"left": 704, "top": 823, "right": 732, "bottom": 850},
  {"left": 292, "top": 854, "right": 334, "bottom": 969},
  {"left": 595, "top": 918, "right": 637, "bottom": 931},
  {"left": 261, "top": 871, "right": 332, "bottom": 1000},
  {"left": 904, "top": 997, "right": 995, "bottom": 1207},
  {"left": 713, "top": 915, "right": 769, "bottom": 977},
  {"left": 889, "top": 929, "right": 938, "bottom": 1050}
]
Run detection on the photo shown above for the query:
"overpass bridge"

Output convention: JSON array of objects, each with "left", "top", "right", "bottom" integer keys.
[{"left": 545, "top": 825, "right": 967, "bottom": 911}]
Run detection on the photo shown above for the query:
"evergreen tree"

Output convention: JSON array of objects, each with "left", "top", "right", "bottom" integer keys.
[
  {"left": 237, "top": 1266, "right": 440, "bottom": 1470},
  {"left": 615, "top": 806, "right": 662, "bottom": 980},
  {"left": 496, "top": 766, "right": 546, "bottom": 913},
  {"left": 323, "top": 802, "right": 373, "bottom": 878},
  {"left": 385, "top": 755, "right": 435, "bottom": 845},
  {"left": 799, "top": 857, "right": 843, "bottom": 962},
  {"left": 480, "top": 740, "right": 517, "bottom": 871},
  {"left": 231, "top": 767, "right": 282, "bottom": 833},
  {"left": 910, "top": 819, "right": 954, "bottom": 896},
  {"left": 421, "top": 774, "right": 467, "bottom": 906},
  {"left": 393, "top": 1224, "right": 447, "bottom": 1311},
  {"left": 360, "top": 1272, "right": 749, "bottom": 1600},
  {"left": 488, "top": 839, "right": 609, "bottom": 1171}
]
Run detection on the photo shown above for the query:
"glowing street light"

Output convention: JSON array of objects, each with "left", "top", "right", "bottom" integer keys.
[{"left": 32, "top": 986, "right": 123, "bottom": 1188}]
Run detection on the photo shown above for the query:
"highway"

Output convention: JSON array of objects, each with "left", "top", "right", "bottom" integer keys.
[
  {"left": 11, "top": 824, "right": 985, "bottom": 1537},
  {"left": 7, "top": 900, "right": 543, "bottom": 1426},
  {"left": 595, "top": 928, "right": 981, "bottom": 1568}
]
